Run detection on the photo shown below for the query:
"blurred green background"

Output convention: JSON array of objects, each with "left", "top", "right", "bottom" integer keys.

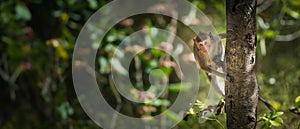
[{"left": 0, "top": 0, "right": 300, "bottom": 129}]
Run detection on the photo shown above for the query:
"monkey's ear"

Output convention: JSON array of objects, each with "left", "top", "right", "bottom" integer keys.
[
  {"left": 208, "top": 32, "right": 213, "bottom": 39},
  {"left": 193, "top": 38, "right": 196, "bottom": 43}
]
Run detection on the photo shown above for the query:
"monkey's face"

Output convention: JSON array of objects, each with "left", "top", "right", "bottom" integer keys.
[{"left": 196, "top": 40, "right": 210, "bottom": 54}]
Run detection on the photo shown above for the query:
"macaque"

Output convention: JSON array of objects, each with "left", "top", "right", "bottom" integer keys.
[
  {"left": 193, "top": 32, "right": 228, "bottom": 96},
  {"left": 193, "top": 32, "right": 274, "bottom": 111},
  {"left": 193, "top": 32, "right": 227, "bottom": 80}
]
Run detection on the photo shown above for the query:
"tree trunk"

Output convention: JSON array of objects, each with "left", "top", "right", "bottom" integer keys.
[{"left": 225, "top": 0, "right": 258, "bottom": 129}]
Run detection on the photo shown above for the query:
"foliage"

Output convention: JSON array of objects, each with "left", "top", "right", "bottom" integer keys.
[
  {"left": 258, "top": 111, "right": 284, "bottom": 128},
  {"left": 295, "top": 96, "right": 300, "bottom": 103}
]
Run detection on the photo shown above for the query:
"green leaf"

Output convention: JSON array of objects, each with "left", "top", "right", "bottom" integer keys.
[
  {"left": 284, "top": 7, "right": 300, "bottom": 19},
  {"left": 57, "top": 102, "right": 74, "bottom": 120},
  {"left": 159, "top": 67, "right": 172, "bottom": 76},
  {"left": 269, "top": 117, "right": 283, "bottom": 126},
  {"left": 99, "top": 57, "right": 109, "bottom": 73},
  {"left": 272, "top": 112, "right": 284, "bottom": 118},
  {"left": 295, "top": 96, "right": 300, "bottom": 103},
  {"left": 151, "top": 49, "right": 163, "bottom": 57},
  {"left": 275, "top": 117, "right": 284, "bottom": 124},
  {"left": 87, "top": 0, "right": 98, "bottom": 9},
  {"left": 264, "top": 30, "right": 276, "bottom": 38},
  {"left": 152, "top": 99, "right": 170, "bottom": 107},
  {"left": 196, "top": 1, "right": 206, "bottom": 9},
  {"left": 2, "top": 36, "right": 13, "bottom": 44},
  {"left": 107, "top": 35, "right": 117, "bottom": 42},
  {"left": 168, "top": 83, "right": 192, "bottom": 92},
  {"left": 289, "top": 0, "right": 300, "bottom": 6},
  {"left": 163, "top": 110, "right": 182, "bottom": 123},
  {"left": 186, "top": 108, "right": 195, "bottom": 115},
  {"left": 15, "top": 4, "right": 31, "bottom": 21},
  {"left": 149, "top": 60, "right": 158, "bottom": 68}
]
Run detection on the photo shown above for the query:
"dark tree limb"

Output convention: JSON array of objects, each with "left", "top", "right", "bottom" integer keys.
[
  {"left": 225, "top": 0, "right": 259, "bottom": 129},
  {"left": 289, "top": 107, "right": 300, "bottom": 116},
  {"left": 258, "top": 96, "right": 275, "bottom": 111}
]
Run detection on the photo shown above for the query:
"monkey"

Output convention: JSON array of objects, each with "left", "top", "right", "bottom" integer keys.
[
  {"left": 193, "top": 32, "right": 228, "bottom": 96},
  {"left": 193, "top": 32, "right": 275, "bottom": 111},
  {"left": 193, "top": 32, "right": 226, "bottom": 74}
]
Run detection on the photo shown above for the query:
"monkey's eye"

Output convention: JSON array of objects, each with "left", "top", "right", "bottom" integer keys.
[
  {"left": 209, "top": 33, "right": 214, "bottom": 39},
  {"left": 202, "top": 41, "right": 209, "bottom": 47}
]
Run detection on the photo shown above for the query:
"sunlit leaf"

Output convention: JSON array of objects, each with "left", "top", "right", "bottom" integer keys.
[
  {"left": 259, "top": 111, "right": 284, "bottom": 128},
  {"left": 149, "top": 60, "right": 157, "bottom": 67},
  {"left": 151, "top": 49, "right": 163, "bottom": 57},
  {"left": 270, "top": 101, "right": 281, "bottom": 110},
  {"left": 99, "top": 57, "right": 109, "bottom": 73},
  {"left": 168, "top": 83, "right": 192, "bottom": 92},
  {"left": 284, "top": 6, "right": 300, "bottom": 19},
  {"left": 272, "top": 111, "right": 284, "bottom": 118},
  {"left": 152, "top": 99, "right": 170, "bottom": 107},
  {"left": 56, "top": 45, "right": 69, "bottom": 59},
  {"left": 269, "top": 117, "right": 283, "bottom": 127},
  {"left": 159, "top": 67, "right": 172, "bottom": 76},
  {"left": 264, "top": 30, "right": 276, "bottom": 38},
  {"left": 295, "top": 96, "right": 300, "bottom": 103},
  {"left": 59, "top": 12, "right": 69, "bottom": 24},
  {"left": 289, "top": 0, "right": 300, "bottom": 6}
]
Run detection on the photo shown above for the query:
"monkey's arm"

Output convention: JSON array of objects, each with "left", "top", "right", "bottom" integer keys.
[
  {"left": 201, "top": 65, "right": 229, "bottom": 81},
  {"left": 218, "top": 33, "right": 226, "bottom": 39}
]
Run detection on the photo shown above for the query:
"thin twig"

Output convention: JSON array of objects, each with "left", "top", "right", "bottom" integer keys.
[
  {"left": 109, "top": 74, "right": 122, "bottom": 129},
  {"left": 257, "top": 0, "right": 275, "bottom": 14},
  {"left": 274, "top": 30, "right": 300, "bottom": 42}
]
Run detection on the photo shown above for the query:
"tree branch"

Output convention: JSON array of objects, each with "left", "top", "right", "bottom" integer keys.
[
  {"left": 225, "top": 0, "right": 259, "bottom": 128},
  {"left": 274, "top": 30, "right": 300, "bottom": 42}
]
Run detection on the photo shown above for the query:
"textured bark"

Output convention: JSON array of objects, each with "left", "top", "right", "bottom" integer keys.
[{"left": 225, "top": 0, "right": 258, "bottom": 129}]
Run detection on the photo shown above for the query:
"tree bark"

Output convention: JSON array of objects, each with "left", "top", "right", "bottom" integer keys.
[{"left": 225, "top": 0, "right": 258, "bottom": 129}]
